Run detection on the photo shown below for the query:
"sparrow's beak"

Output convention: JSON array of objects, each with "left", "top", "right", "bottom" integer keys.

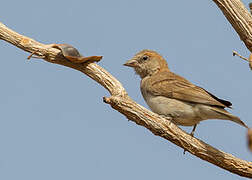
[{"left": 123, "top": 59, "right": 138, "bottom": 67}]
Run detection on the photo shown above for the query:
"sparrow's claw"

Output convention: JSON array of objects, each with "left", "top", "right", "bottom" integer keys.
[
  {"left": 183, "top": 124, "right": 197, "bottom": 154},
  {"left": 190, "top": 124, "right": 197, "bottom": 137}
]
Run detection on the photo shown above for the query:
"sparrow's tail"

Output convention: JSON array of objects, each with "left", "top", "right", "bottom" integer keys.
[{"left": 211, "top": 107, "right": 248, "bottom": 128}]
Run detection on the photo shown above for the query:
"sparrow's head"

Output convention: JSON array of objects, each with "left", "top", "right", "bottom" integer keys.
[{"left": 124, "top": 49, "right": 168, "bottom": 78}]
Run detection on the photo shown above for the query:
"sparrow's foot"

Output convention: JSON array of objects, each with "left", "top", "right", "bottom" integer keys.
[
  {"left": 190, "top": 124, "right": 197, "bottom": 137},
  {"left": 183, "top": 124, "right": 198, "bottom": 154},
  {"left": 159, "top": 115, "right": 173, "bottom": 126}
]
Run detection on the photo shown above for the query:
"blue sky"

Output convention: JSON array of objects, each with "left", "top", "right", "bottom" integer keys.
[{"left": 0, "top": 0, "right": 251, "bottom": 179}]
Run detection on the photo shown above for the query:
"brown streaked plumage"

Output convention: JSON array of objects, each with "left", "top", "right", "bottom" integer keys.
[
  {"left": 143, "top": 71, "right": 231, "bottom": 108},
  {"left": 124, "top": 49, "right": 247, "bottom": 135}
]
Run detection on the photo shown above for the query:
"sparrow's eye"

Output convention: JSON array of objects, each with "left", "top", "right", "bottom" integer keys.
[{"left": 142, "top": 55, "right": 149, "bottom": 61}]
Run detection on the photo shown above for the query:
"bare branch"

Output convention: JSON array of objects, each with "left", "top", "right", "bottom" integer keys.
[
  {"left": 0, "top": 22, "right": 251, "bottom": 178},
  {"left": 0, "top": 23, "right": 125, "bottom": 97}
]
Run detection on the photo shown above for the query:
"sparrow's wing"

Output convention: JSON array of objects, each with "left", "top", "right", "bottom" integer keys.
[{"left": 146, "top": 71, "right": 231, "bottom": 108}]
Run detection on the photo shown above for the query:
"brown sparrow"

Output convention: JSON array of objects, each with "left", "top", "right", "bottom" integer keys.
[{"left": 124, "top": 50, "right": 247, "bottom": 135}]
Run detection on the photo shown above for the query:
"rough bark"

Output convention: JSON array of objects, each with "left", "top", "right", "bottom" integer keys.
[{"left": 0, "top": 21, "right": 251, "bottom": 178}]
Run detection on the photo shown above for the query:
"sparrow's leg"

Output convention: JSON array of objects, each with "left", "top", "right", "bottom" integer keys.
[
  {"left": 183, "top": 124, "right": 198, "bottom": 154},
  {"left": 190, "top": 124, "right": 197, "bottom": 137}
]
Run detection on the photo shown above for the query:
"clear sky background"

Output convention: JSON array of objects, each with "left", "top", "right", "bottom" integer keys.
[{"left": 0, "top": 0, "right": 251, "bottom": 179}]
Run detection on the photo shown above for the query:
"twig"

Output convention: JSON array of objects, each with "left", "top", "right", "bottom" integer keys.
[{"left": 232, "top": 51, "right": 249, "bottom": 62}]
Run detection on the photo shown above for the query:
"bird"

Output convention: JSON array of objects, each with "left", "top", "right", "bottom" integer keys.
[
  {"left": 27, "top": 44, "right": 102, "bottom": 63},
  {"left": 124, "top": 49, "right": 248, "bottom": 136}
]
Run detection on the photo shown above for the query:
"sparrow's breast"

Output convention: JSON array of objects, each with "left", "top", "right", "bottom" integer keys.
[{"left": 140, "top": 87, "right": 200, "bottom": 126}]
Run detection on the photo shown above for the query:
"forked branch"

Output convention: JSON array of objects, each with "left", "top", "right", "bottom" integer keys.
[{"left": 0, "top": 21, "right": 251, "bottom": 178}]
